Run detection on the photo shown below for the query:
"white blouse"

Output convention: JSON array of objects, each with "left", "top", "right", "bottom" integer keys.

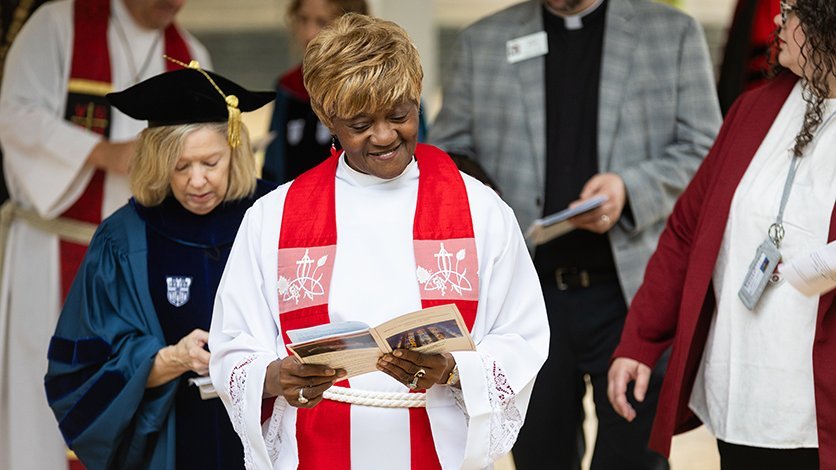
[{"left": 689, "top": 82, "right": 836, "bottom": 448}]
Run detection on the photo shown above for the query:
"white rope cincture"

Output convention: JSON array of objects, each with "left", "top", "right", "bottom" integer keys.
[
  {"left": 323, "top": 386, "right": 427, "bottom": 408},
  {"left": 0, "top": 201, "right": 98, "bottom": 295}
]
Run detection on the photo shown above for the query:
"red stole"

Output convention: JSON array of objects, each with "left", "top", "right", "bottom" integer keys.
[
  {"left": 59, "top": 0, "right": 191, "bottom": 301},
  {"left": 276, "top": 143, "right": 479, "bottom": 469}
]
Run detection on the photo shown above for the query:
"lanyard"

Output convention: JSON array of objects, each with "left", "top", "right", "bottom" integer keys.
[
  {"left": 767, "top": 155, "right": 800, "bottom": 248},
  {"left": 768, "top": 109, "right": 836, "bottom": 248}
]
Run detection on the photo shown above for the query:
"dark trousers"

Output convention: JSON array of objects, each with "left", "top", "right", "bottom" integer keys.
[
  {"left": 717, "top": 440, "right": 819, "bottom": 470},
  {"left": 513, "top": 278, "right": 669, "bottom": 470}
]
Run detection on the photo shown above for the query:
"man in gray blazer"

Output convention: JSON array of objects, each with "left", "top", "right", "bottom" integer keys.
[{"left": 429, "top": 0, "right": 721, "bottom": 468}]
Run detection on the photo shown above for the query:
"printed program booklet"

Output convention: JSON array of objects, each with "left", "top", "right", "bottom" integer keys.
[
  {"left": 525, "top": 195, "right": 608, "bottom": 245},
  {"left": 784, "top": 241, "right": 836, "bottom": 297},
  {"left": 286, "top": 304, "right": 476, "bottom": 378}
]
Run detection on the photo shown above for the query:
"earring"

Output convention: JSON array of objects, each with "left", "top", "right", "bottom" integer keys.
[{"left": 330, "top": 135, "right": 339, "bottom": 158}]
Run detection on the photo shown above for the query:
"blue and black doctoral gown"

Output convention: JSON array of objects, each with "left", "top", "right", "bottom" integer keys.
[{"left": 45, "top": 180, "right": 274, "bottom": 470}]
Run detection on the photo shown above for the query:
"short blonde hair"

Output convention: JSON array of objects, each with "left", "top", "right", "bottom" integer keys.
[
  {"left": 130, "top": 122, "right": 257, "bottom": 207},
  {"left": 303, "top": 13, "right": 423, "bottom": 129}
]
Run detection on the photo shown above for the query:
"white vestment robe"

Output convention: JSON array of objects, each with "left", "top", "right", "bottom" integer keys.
[
  {"left": 0, "top": 1, "right": 210, "bottom": 468},
  {"left": 209, "top": 156, "right": 550, "bottom": 469}
]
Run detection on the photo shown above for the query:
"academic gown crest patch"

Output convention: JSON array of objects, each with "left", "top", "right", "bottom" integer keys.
[{"left": 166, "top": 276, "right": 192, "bottom": 307}]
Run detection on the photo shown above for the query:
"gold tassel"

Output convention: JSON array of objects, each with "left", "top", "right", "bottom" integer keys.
[
  {"left": 164, "top": 55, "right": 242, "bottom": 149},
  {"left": 226, "top": 95, "right": 241, "bottom": 149}
]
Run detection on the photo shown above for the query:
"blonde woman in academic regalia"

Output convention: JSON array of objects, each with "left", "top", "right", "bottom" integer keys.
[{"left": 44, "top": 65, "right": 275, "bottom": 469}]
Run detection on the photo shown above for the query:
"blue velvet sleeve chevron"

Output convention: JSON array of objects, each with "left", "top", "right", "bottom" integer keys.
[{"left": 44, "top": 205, "right": 178, "bottom": 470}]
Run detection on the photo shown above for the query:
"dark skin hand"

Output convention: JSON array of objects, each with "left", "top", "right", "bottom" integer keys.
[
  {"left": 377, "top": 349, "right": 456, "bottom": 390},
  {"left": 264, "top": 356, "right": 347, "bottom": 408},
  {"left": 265, "top": 350, "right": 456, "bottom": 408}
]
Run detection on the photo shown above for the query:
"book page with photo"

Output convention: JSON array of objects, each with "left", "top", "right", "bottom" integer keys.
[{"left": 286, "top": 304, "right": 475, "bottom": 378}]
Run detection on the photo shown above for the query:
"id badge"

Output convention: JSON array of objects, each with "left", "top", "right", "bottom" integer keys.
[
  {"left": 738, "top": 238, "right": 781, "bottom": 310},
  {"left": 506, "top": 31, "right": 548, "bottom": 64}
]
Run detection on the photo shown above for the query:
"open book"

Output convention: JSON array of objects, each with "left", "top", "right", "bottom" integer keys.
[
  {"left": 525, "top": 195, "right": 608, "bottom": 246},
  {"left": 286, "top": 304, "right": 476, "bottom": 379}
]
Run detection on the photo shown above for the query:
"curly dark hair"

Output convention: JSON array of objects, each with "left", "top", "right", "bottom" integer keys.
[{"left": 768, "top": 0, "right": 836, "bottom": 156}]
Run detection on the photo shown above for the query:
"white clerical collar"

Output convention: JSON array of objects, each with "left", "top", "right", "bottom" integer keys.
[
  {"left": 337, "top": 152, "right": 418, "bottom": 188},
  {"left": 546, "top": 0, "right": 605, "bottom": 31}
]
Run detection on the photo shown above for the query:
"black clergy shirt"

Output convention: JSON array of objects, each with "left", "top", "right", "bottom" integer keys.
[{"left": 534, "top": 0, "right": 617, "bottom": 275}]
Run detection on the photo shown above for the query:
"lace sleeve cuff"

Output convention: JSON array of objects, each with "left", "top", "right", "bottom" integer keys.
[
  {"left": 454, "top": 350, "right": 524, "bottom": 466},
  {"left": 225, "top": 354, "right": 282, "bottom": 470},
  {"left": 479, "top": 352, "right": 523, "bottom": 460}
]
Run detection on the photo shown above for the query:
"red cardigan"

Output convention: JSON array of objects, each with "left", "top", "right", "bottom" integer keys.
[{"left": 614, "top": 72, "right": 836, "bottom": 467}]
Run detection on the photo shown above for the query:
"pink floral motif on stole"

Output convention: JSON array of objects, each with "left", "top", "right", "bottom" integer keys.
[
  {"left": 277, "top": 246, "right": 336, "bottom": 312},
  {"left": 414, "top": 238, "right": 479, "bottom": 301}
]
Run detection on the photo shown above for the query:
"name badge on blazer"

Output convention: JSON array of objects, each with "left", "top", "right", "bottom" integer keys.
[{"left": 506, "top": 31, "right": 548, "bottom": 64}]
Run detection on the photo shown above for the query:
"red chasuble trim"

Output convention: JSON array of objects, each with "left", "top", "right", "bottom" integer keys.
[
  {"left": 59, "top": 0, "right": 192, "bottom": 302},
  {"left": 410, "top": 146, "right": 478, "bottom": 470},
  {"left": 276, "top": 144, "right": 478, "bottom": 469},
  {"left": 277, "top": 152, "right": 347, "bottom": 470}
]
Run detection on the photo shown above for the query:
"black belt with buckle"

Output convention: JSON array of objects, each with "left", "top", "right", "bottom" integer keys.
[{"left": 553, "top": 267, "right": 617, "bottom": 291}]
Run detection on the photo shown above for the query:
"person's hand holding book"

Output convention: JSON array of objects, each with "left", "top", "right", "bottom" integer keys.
[
  {"left": 264, "top": 357, "right": 347, "bottom": 408},
  {"left": 568, "top": 172, "right": 626, "bottom": 234},
  {"left": 377, "top": 350, "right": 457, "bottom": 390}
]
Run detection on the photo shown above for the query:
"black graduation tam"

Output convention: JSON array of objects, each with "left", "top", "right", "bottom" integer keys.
[{"left": 106, "top": 58, "right": 274, "bottom": 148}]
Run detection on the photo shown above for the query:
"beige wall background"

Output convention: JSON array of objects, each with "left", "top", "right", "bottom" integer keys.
[
  {"left": 177, "top": 0, "right": 738, "bottom": 29},
  {"left": 177, "top": 0, "right": 740, "bottom": 119}
]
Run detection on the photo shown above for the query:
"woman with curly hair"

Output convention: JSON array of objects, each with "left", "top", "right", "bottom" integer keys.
[{"left": 608, "top": 0, "right": 836, "bottom": 468}]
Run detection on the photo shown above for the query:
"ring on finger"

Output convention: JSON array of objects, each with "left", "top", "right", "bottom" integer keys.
[
  {"left": 298, "top": 387, "right": 309, "bottom": 404},
  {"left": 599, "top": 214, "right": 611, "bottom": 225},
  {"left": 407, "top": 369, "right": 426, "bottom": 390}
]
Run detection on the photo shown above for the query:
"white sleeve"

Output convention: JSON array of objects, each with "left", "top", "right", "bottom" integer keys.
[
  {"left": 427, "top": 188, "right": 550, "bottom": 469},
  {"left": 0, "top": 2, "right": 101, "bottom": 217},
  {"left": 209, "top": 198, "right": 286, "bottom": 470}
]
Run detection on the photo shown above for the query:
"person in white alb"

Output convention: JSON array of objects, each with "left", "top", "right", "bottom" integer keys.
[
  {"left": 209, "top": 14, "right": 550, "bottom": 469},
  {"left": 0, "top": 0, "right": 209, "bottom": 468}
]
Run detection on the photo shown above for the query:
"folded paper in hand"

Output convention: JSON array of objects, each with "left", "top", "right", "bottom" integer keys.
[
  {"left": 188, "top": 376, "right": 218, "bottom": 400},
  {"left": 525, "top": 195, "right": 608, "bottom": 246},
  {"left": 783, "top": 241, "right": 836, "bottom": 297},
  {"left": 286, "top": 304, "right": 476, "bottom": 379}
]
